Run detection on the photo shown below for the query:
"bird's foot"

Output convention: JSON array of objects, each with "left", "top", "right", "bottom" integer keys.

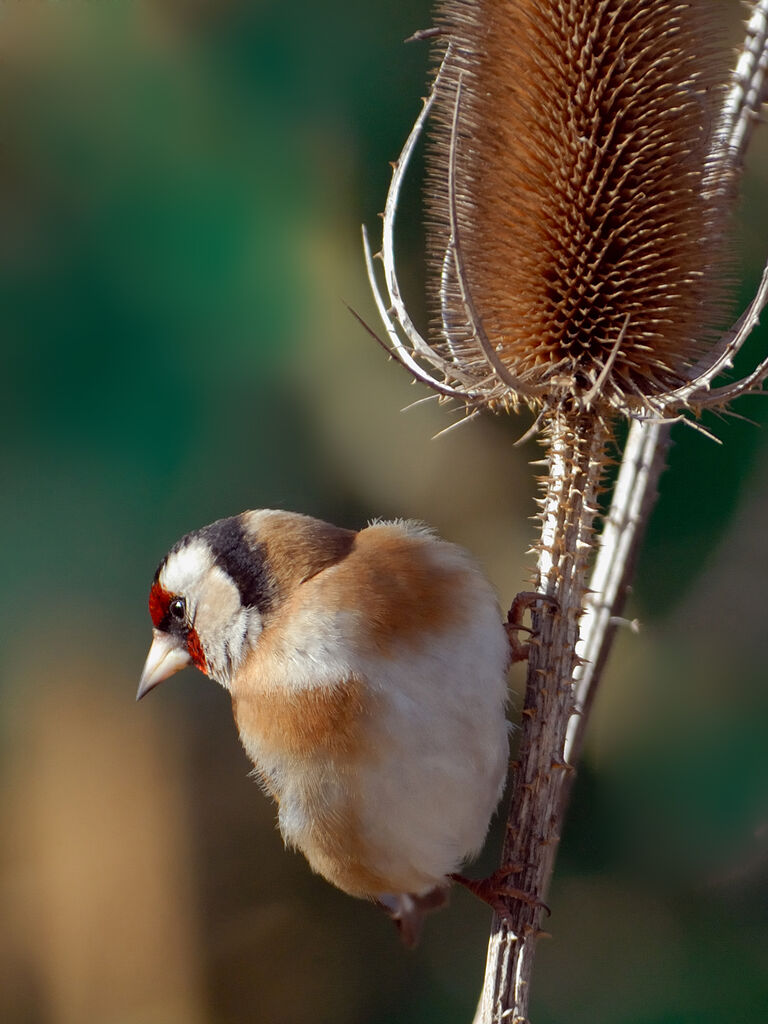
[
  {"left": 449, "top": 866, "right": 550, "bottom": 925},
  {"left": 505, "top": 591, "right": 559, "bottom": 663},
  {"left": 378, "top": 886, "right": 450, "bottom": 948}
]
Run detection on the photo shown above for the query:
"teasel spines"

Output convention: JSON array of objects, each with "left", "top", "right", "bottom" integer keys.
[{"left": 427, "top": 0, "right": 733, "bottom": 416}]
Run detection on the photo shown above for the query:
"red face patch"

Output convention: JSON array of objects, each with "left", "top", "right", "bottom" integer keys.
[
  {"left": 149, "top": 582, "right": 171, "bottom": 628},
  {"left": 148, "top": 580, "right": 208, "bottom": 675},
  {"left": 186, "top": 628, "right": 207, "bottom": 673}
]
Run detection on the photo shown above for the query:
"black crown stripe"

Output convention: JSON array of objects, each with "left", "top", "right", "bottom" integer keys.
[
  {"left": 199, "top": 516, "right": 274, "bottom": 614},
  {"left": 161, "top": 515, "right": 274, "bottom": 615}
]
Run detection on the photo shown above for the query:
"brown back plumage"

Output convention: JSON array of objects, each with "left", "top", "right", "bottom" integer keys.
[{"left": 427, "top": 0, "right": 733, "bottom": 412}]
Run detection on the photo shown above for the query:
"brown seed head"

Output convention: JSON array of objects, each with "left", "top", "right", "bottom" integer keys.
[{"left": 427, "top": 0, "right": 733, "bottom": 414}]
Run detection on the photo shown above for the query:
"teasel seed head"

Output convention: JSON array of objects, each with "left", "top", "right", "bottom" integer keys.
[{"left": 424, "top": 0, "right": 734, "bottom": 418}]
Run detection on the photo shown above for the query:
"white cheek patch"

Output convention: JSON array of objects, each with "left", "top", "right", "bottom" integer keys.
[
  {"left": 195, "top": 567, "right": 242, "bottom": 635},
  {"left": 194, "top": 566, "right": 259, "bottom": 686},
  {"left": 192, "top": 569, "right": 264, "bottom": 645}
]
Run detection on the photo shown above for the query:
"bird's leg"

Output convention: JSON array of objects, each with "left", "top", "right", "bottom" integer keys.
[
  {"left": 449, "top": 867, "right": 550, "bottom": 923},
  {"left": 377, "top": 886, "right": 450, "bottom": 947},
  {"left": 505, "top": 591, "right": 559, "bottom": 662}
]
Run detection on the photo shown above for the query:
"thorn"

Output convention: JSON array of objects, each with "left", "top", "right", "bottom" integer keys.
[{"left": 404, "top": 26, "right": 442, "bottom": 43}]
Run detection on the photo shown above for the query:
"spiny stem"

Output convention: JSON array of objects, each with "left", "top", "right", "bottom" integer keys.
[
  {"left": 476, "top": 411, "right": 611, "bottom": 1024},
  {"left": 565, "top": 418, "right": 672, "bottom": 770}
]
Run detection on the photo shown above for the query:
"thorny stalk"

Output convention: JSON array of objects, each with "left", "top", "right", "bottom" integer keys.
[{"left": 476, "top": 412, "right": 610, "bottom": 1023}]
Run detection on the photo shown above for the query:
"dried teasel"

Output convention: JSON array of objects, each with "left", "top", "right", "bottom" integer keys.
[
  {"left": 363, "top": 8, "right": 768, "bottom": 1019},
  {"left": 364, "top": 0, "right": 768, "bottom": 424}
]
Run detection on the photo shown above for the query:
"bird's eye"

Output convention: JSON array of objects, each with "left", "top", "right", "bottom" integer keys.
[{"left": 169, "top": 597, "right": 186, "bottom": 622}]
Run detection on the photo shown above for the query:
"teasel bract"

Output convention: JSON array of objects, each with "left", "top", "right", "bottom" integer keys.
[{"left": 363, "top": 3, "right": 768, "bottom": 1020}]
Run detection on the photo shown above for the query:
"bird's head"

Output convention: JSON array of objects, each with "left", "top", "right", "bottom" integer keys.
[{"left": 137, "top": 516, "right": 271, "bottom": 700}]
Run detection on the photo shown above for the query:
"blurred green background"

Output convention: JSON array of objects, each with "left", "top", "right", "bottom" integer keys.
[{"left": 0, "top": 2, "right": 766, "bottom": 1022}]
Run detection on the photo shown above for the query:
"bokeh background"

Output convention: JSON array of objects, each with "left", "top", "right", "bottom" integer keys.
[{"left": 1, "top": 2, "right": 766, "bottom": 1022}]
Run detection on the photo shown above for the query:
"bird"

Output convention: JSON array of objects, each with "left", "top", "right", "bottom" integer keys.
[{"left": 138, "top": 509, "right": 517, "bottom": 944}]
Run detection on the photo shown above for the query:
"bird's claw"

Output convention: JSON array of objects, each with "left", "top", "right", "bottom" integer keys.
[
  {"left": 450, "top": 867, "right": 551, "bottom": 923},
  {"left": 505, "top": 591, "right": 559, "bottom": 662}
]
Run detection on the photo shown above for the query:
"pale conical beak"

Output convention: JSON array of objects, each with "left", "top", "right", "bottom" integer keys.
[{"left": 136, "top": 630, "right": 191, "bottom": 701}]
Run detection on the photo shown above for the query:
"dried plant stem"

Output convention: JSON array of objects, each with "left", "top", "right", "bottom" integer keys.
[
  {"left": 476, "top": 411, "right": 610, "bottom": 1024},
  {"left": 720, "top": 0, "right": 768, "bottom": 166},
  {"left": 565, "top": 418, "right": 672, "bottom": 769}
]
